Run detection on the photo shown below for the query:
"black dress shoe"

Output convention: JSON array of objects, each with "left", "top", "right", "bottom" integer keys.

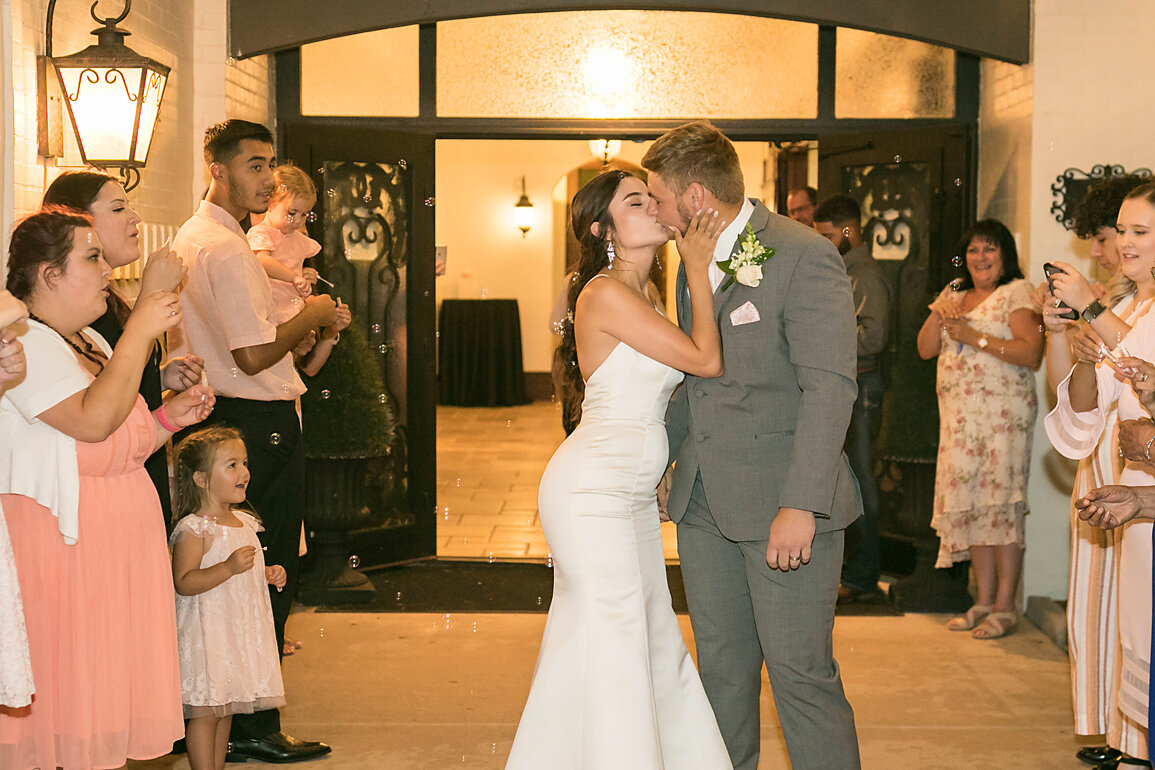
[
  {"left": 1080, "top": 747, "right": 1123, "bottom": 766},
  {"left": 836, "top": 583, "right": 882, "bottom": 605},
  {"left": 1095, "top": 756, "right": 1152, "bottom": 770},
  {"left": 226, "top": 731, "right": 332, "bottom": 763}
]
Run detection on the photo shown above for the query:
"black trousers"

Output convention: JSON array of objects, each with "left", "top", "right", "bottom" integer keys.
[{"left": 201, "top": 397, "right": 304, "bottom": 740}]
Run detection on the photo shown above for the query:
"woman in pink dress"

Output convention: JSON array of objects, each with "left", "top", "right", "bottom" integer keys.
[{"left": 0, "top": 209, "right": 214, "bottom": 770}]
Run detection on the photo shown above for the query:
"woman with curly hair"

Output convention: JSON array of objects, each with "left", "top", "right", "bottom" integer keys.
[{"left": 1046, "top": 178, "right": 1155, "bottom": 769}]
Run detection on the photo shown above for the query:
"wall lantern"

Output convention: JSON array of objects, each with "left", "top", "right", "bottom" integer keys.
[
  {"left": 40, "top": 0, "right": 170, "bottom": 192},
  {"left": 514, "top": 175, "right": 534, "bottom": 238}
]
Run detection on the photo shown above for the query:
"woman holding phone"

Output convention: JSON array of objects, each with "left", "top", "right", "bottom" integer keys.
[
  {"left": 1047, "top": 181, "right": 1155, "bottom": 765},
  {"left": 1039, "top": 174, "right": 1148, "bottom": 768}
]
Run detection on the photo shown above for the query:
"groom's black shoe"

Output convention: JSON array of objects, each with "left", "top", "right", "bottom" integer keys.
[
  {"left": 1079, "top": 747, "right": 1122, "bottom": 766},
  {"left": 836, "top": 583, "right": 882, "bottom": 604},
  {"left": 226, "top": 731, "right": 331, "bottom": 763}
]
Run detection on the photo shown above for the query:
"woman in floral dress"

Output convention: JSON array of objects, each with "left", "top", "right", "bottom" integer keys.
[{"left": 916, "top": 219, "right": 1044, "bottom": 639}]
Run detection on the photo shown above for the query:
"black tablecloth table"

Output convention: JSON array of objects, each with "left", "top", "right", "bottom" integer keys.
[{"left": 438, "top": 299, "right": 529, "bottom": 406}]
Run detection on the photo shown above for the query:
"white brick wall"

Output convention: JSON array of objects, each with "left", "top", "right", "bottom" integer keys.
[{"left": 226, "top": 55, "right": 275, "bottom": 127}]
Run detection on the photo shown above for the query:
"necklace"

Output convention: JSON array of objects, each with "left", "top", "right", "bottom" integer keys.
[{"left": 27, "top": 313, "right": 107, "bottom": 373}]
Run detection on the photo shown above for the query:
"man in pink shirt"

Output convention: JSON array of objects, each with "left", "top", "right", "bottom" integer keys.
[{"left": 170, "top": 119, "right": 337, "bottom": 763}]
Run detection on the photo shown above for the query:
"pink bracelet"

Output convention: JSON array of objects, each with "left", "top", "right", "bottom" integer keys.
[{"left": 154, "top": 404, "right": 180, "bottom": 434}]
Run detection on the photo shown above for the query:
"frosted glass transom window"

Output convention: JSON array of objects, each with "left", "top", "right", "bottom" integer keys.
[
  {"left": 437, "top": 11, "right": 817, "bottom": 119},
  {"left": 301, "top": 27, "right": 419, "bottom": 117},
  {"left": 835, "top": 29, "right": 955, "bottom": 119}
]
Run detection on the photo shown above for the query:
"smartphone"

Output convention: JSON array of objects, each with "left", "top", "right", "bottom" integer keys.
[{"left": 1043, "top": 263, "right": 1080, "bottom": 320}]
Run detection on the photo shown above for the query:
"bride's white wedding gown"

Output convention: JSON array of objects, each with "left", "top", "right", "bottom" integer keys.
[{"left": 506, "top": 336, "right": 732, "bottom": 769}]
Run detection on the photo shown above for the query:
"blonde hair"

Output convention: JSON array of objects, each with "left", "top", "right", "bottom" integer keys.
[
  {"left": 641, "top": 121, "right": 744, "bottom": 205},
  {"left": 171, "top": 426, "right": 253, "bottom": 525},
  {"left": 272, "top": 162, "right": 317, "bottom": 205}
]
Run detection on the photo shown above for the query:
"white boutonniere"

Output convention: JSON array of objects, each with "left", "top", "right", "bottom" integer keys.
[{"left": 717, "top": 224, "right": 774, "bottom": 290}]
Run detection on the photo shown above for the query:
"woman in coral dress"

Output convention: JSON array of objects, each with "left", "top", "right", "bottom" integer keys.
[{"left": 0, "top": 210, "right": 214, "bottom": 770}]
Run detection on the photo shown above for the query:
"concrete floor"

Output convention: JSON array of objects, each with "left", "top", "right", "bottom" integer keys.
[
  {"left": 132, "top": 401, "right": 1087, "bottom": 768},
  {"left": 133, "top": 607, "right": 1087, "bottom": 769}
]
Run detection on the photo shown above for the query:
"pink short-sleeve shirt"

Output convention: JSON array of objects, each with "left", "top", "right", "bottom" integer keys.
[{"left": 168, "top": 201, "right": 305, "bottom": 401}]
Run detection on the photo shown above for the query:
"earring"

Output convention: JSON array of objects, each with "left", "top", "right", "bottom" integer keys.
[{"left": 606, "top": 240, "right": 616, "bottom": 265}]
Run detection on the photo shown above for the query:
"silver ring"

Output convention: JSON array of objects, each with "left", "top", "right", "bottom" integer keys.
[
  {"left": 790, "top": 556, "right": 801, "bottom": 562},
  {"left": 1142, "top": 373, "right": 1149, "bottom": 382}
]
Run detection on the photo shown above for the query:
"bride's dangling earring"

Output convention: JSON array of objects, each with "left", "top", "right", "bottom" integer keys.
[{"left": 606, "top": 239, "right": 616, "bottom": 266}]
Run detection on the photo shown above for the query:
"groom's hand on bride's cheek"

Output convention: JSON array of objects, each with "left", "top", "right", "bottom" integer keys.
[{"left": 765, "top": 508, "right": 816, "bottom": 571}]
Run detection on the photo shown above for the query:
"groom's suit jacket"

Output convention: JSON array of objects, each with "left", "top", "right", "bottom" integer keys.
[{"left": 665, "top": 199, "right": 863, "bottom": 540}]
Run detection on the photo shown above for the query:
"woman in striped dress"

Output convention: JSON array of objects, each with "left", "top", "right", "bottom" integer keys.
[{"left": 1046, "top": 179, "right": 1155, "bottom": 768}]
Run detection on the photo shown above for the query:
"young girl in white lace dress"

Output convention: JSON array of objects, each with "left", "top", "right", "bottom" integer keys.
[{"left": 170, "top": 427, "right": 286, "bottom": 770}]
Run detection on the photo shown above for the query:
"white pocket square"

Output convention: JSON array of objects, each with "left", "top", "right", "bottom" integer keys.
[{"left": 729, "top": 301, "right": 761, "bottom": 326}]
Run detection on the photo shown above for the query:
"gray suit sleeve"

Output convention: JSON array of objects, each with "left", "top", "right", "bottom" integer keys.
[
  {"left": 665, "top": 382, "right": 688, "bottom": 469},
  {"left": 780, "top": 239, "right": 859, "bottom": 516}
]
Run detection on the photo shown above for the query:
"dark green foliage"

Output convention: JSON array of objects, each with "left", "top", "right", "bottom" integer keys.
[{"left": 300, "top": 318, "right": 396, "bottom": 459}]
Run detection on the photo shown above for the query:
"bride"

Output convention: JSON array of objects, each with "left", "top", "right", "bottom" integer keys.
[{"left": 507, "top": 170, "right": 732, "bottom": 769}]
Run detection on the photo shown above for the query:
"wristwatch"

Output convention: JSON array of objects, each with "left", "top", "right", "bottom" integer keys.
[
  {"left": 1082, "top": 299, "right": 1107, "bottom": 322},
  {"left": 977, "top": 335, "right": 989, "bottom": 350}
]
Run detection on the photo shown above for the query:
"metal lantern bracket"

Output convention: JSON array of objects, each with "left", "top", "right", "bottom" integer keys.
[
  {"left": 41, "top": 0, "right": 170, "bottom": 192},
  {"left": 1051, "top": 164, "right": 1153, "bottom": 230}
]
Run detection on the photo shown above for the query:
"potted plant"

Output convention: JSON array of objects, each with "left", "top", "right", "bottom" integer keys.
[{"left": 298, "top": 316, "right": 397, "bottom": 604}]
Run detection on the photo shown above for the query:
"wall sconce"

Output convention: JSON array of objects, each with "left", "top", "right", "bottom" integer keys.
[
  {"left": 589, "top": 139, "right": 621, "bottom": 165},
  {"left": 514, "top": 175, "right": 534, "bottom": 238},
  {"left": 39, "top": 0, "right": 170, "bottom": 192}
]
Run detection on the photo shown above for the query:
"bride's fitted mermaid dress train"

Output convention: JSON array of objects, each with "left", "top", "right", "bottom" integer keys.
[{"left": 506, "top": 339, "right": 731, "bottom": 769}]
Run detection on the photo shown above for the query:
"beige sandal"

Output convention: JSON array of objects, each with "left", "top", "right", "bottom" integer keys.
[
  {"left": 972, "top": 611, "right": 1018, "bottom": 640},
  {"left": 947, "top": 604, "right": 993, "bottom": 631}
]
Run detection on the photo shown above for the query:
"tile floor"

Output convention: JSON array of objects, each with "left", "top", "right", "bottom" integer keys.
[
  {"left": 436, "top": 401, "right": 681, "bottom": 562},
  {"left": 134, "top": 609, "right": 1085, "bottom": 769},
  {"left": 130, "top": 399, "right": 1092, "bottom": 769}
]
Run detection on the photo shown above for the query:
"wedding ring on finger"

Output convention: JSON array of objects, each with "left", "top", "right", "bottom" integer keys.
[{"left": 789, "top": 555, "right": 801, "bottom": 563}]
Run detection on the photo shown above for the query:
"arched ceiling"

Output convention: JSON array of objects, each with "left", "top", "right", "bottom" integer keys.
[{"left": 229, "top": 0, "right": 1030, "bottom": 64}]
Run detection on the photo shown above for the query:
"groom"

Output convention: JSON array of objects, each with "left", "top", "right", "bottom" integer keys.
[{"left": 644, "top": 122, "right": 862, "bottom": 770}]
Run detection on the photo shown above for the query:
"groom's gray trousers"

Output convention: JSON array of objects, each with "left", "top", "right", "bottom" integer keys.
[{"left": 678, "top": 475, "right": 861, "bottom": 770}]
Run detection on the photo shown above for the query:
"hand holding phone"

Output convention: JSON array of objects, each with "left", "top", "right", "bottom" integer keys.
[{"left": 1043, "top": 263, "right": 1080, "bottom": 320}]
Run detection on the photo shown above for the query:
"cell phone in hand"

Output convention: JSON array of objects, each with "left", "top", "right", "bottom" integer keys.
[{"left": 1043, "top": 263, "right": 1080, "bottom": 320}]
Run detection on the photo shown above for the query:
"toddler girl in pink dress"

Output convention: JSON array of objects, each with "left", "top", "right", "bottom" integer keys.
[{"left": 248, "top": 163, "right": 320, "bottom": 325}]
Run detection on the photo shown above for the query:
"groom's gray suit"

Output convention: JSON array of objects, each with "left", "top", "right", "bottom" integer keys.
[{"left": 667, "top": 199, "right": 863, "bottom": 769}]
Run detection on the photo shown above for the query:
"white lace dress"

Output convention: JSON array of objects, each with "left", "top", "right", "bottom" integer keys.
[
  {"left": 0, "top": 500, "right": 33, "bottom": 708},
  {"left": 170, "top": 511, "right": 285, "bottom": 718}
]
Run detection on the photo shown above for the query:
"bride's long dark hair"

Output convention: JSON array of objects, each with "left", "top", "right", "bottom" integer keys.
[{"left": 553, "top": 169, "right": 632, "bottom": 434}]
